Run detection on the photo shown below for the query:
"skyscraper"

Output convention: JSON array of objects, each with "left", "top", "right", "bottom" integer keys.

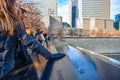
[
  {"left": 68, "top": 0, "right": 72, "bottom": 26},
  {"left": 22, "top": 0, "right": 61, "bottom": 29},
  {"left": 76, "top": 0, "right": 110, "bottom": 19},
  {"left": 114, "top": 14, "right": 120, "bottom": 29},
  {"left": 71, "top": 0, "right": 76, "bottom": 27},
  {"left": 115, "top": 14, "right": 120, "bottom": 22},
  {"left": 23, "top": 0, "right": 57, "bottom": 16},
  {"left": 76, "top": 0, "right": 113, "bottom": 30}
]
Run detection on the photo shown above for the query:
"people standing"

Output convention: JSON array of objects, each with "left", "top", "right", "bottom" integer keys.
[{"left": 0, "top": 0, "right": 65, "bottom": 79}]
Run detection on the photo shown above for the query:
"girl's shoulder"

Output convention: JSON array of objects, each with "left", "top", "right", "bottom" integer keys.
[{"left": 0, "top": 25, "right": 2, "bottom": 32}]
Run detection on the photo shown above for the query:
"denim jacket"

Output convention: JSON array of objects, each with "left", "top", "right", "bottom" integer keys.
[{"left": 0, "top": 24, "right": 51, "bottom": 78}]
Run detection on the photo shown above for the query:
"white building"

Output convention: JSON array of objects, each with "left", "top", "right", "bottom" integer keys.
[
  {"left": 22, "top": 0, "right": 62, "bottom": 30},
  {"left": 76, "top": 0, "right": 113, "bottom": 30},
  {"left": 42, "top": 15, "right": 62, "bottom": 29},
  {"left": 23, "top": 0, "right": 57, "bottom": 16},
  {"left": 68, "top": 0, "right": 72, "bottom": 26},
  {"left": 42, "top": 15, "right": 62, "bottom": 35},
  {"left": 76, "top": 0, "right": 110, "bottom": 19}
]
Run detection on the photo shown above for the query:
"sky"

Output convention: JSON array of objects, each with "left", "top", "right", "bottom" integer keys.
[
  {"left": 58, "top": 0, "right": 120, "bottom": 23},
  {"left": 58, "top": 0, "right": 70, "bottom": 24},
  {"left": 111, "top": 0, "right": 120, "bottom": 20}
]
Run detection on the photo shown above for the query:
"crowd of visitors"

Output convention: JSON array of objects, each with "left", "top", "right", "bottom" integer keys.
[{"left": 0, "top": 0, "right": 65, "bottom": 79}]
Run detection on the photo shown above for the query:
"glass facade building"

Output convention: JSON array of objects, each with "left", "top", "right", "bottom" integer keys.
[
  {"left": 114, "top": 21, "right": 120, "bottom": 29},
  {"left": 72, "top": 0, "right": 76, "bottom": 27},
  {"left": 114, "top": 14, "right": 120, "bottom": 29},
  {"left": 115, "top": 14, "right": 120, "bottom": 22}
]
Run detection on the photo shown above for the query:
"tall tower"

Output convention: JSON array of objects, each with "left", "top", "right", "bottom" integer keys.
[
  {"left": 68, "top": 0, "right": 72, "bottom": 26},
  {"left": 76, "top": 0, "right": 113, "bottom": 30},
  {"left": 71, "top": 0, "right": 76, "bottom": 27},
  {"left": 23, "top": 0, "right": 57, "bottom": 16},
  {"left": 76, "top": 0, "right": 110, "bottom": 19}
]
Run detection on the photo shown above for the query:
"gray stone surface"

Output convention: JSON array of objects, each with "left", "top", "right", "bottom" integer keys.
[{"left": 63, "top": 37, "right": 120, "bottom": 53}]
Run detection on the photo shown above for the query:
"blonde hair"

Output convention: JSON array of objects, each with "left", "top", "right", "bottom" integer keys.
[{"left": 0, "top": 0, "right": 24, "bottom": 35}]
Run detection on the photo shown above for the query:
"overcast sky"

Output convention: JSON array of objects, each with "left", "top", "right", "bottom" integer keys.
[{"left": 58, "top": 0, "right": 120, "bottom": 23}]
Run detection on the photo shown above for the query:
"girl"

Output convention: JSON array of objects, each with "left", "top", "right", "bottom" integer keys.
[{"left": 0, "top": 0, "right": 65, "bottom": 79}]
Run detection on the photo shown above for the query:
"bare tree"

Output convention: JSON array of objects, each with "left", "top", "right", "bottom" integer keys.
[
  {"left": 57, "top": 28, "right": 65, "bottom": 40},
  {"left": 17, "top": 1, "right": 48, "bottom": 33}
]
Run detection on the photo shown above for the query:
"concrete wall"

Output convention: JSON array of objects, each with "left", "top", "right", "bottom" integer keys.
[{"left": 63, "top": 37, "right": 120, "bottom": 53}]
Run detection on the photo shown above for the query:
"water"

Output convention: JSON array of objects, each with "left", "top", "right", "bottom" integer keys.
[
  {"left": 67, "top": 46, "right": 100, "bottom": 80},
  {"left": 66, "top": 46, "right": 120, "bottom": 80},
  {"left": 103, "top": 54, "right": 120, "bottom": 61}
]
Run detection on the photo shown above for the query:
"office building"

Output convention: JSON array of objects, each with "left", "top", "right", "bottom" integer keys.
[
  {"left": 76, "top": 0, "right": 110, "bottom": 19},
  {"left": 42, "top": 15, "right": 62, "bottom": 28},
  {"left": 42, "top": 15, "right": 62, "bottom": 35},
  {"left": 71, "top": 0, "right": 76, "bottom": 27},
  {"left": 115, "top": 14, "right": 120, "bottom": 22},
  {"left": 22, "top": 0, "right": 61, "bottom": 30},
  {"left": 114, "top": 14, "right": 120, "bottom": 29},
  {"left": 76, "top": 0, "right": 113, "bottom": 30},
  {"left": 68, "top": 0, "right": 72, "bottom": 26},
  {"left": 114, "top": 22, "right": 120, "bottom": 30},
  {"left": 23, "top": 0, "right": 57, "bottom": 16}
]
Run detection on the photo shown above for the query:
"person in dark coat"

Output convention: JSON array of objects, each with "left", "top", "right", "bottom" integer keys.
[
  {"left": 0, "top": 0, "right": 65, "bottom": 79},
  {"left": 43, "top": 33, "right": 49, "bottom": 47}
]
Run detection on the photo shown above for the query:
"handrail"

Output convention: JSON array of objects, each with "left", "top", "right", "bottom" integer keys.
[{"left": 76, "top": 46, "right": 120, "bottom": 67}]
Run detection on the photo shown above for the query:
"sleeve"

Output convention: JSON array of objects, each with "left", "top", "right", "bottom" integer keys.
[{"left": 15, "top": 24, "right": 52, "bottom": 59}]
